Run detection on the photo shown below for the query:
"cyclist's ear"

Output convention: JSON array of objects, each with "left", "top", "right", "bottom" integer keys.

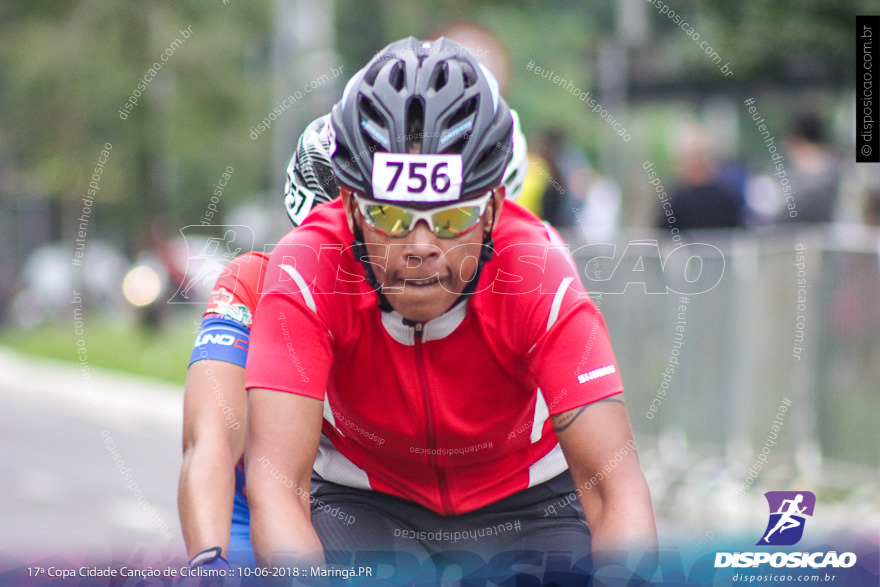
[
  {"left": 340, "top": 186, "right": 357, "bottom": 234},
  {"left": 486, "top": 187, "right": 505, "bottom": 235}
]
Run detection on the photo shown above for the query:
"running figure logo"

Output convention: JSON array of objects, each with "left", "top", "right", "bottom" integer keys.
[
  {"left": 757, "top": 491, "right": 816, "bottom": 546},
  {"left": 170, "top": 225, "right": 254, "bottom": 304}
]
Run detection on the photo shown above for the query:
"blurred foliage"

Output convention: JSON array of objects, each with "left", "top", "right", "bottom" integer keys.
[
  {"left": 332, "top": 0, "right": 862, "bottom": 163},
  {"left": 0, "top": 318, "right": 195, "bottom": 385},
  {"left": 677, "top": 0, "right": 872, "bottom": 79},
  {"left": 0, "top": 0, "right": 865, "bottom": 252},
  {"left": 0, "top": 1, "right": 273, "bottom": 248}
]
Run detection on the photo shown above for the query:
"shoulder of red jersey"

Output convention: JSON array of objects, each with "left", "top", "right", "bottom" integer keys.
[
  {"left": 474, "top": 200, "right": 589, "bottom": 351},
  {"left": 484, "top": 200, "right": 583, "bottom": 299},
  {"left": 204, "top": 250, "right": 271, "bottom": 326},
  {"left": 262, "top": 199, "right": 372, "bottom": 303}
]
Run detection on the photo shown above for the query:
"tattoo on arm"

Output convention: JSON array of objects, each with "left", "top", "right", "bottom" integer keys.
[
  {"left": 551, "top": 396, "right": 625, "bottom": 433},
  {"left": 551, "top": 406, "right": 587, "bottom": 433}
]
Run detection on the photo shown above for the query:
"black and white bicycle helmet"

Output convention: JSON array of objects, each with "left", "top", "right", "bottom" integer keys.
[
  {"left": 502, "top": 110, "right": 528, "bottom": 201},
  {"left": 283, "top": 114, "right": 339, "bottom": 226}
]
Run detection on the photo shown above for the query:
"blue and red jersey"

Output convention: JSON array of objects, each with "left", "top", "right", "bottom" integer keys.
[{"left": 189, "top": 250, "right": 270, "bottom": 542}]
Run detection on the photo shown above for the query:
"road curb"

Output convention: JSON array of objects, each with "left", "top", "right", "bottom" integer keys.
[{"left": 0, "top": 348, "right": 182, "bottom": 434}]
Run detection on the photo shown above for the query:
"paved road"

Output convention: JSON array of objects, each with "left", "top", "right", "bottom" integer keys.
[
  {"left": 1, "top": 349, "right": 876, "bottom": 574},
  {"left": 0, "top": 350, "right": 185, "bottom": 564}
]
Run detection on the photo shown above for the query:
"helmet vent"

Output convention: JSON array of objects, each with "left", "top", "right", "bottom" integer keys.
[
  {"left": 473, "top": 146, "right": 495, "bottom": 171},
  {"left": 364, "top": 59, "right": 386, "bottom": 86},
  {"left": 460, "top": 61, "right": 478, "bottom": 88},
  {"left": 406, "top": 99, "right": 425, "bottom": 151},
  {"left": 359, "top": 98, "right": 384, "bottom": 127},
  {"left": 358, "top": 96, "right": 391, "bottom": 150},
  {"left": 333, "top": 141, "right": 354, "bottom": 171},
  {"left": 430, "top": 62, "right": 449, "bottom": 92},
  {"left": 448, "top": 97, "right": 477, "bottom": 126},
  {"left": 439, "top": 97, "right": 477, "bottom": 153},
  {"left": 389, "top": 61, "right": 406, "bottom": 92}
]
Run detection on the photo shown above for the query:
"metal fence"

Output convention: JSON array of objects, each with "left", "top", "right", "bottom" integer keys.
[{"left": 559, "top": 224, "right": 880, "bottom": 472}]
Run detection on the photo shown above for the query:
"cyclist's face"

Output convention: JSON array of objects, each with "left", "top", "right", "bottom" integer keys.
[{"left": 343, "top": 188, "right": 500, "bottom": 323}]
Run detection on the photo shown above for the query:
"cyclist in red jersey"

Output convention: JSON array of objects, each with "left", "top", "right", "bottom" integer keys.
[
  {"left": 178, "top": 115, "right": 338, "bottom": 571},
  {"left": 245, "top": 37, "right": 655, "bottom": 581},
  {"left": 178, "top": 111, "right": 532, "bottom": 573}
]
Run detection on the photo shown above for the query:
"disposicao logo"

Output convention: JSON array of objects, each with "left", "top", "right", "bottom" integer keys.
[
  {"left": 757, "top": 490, "right": 815, "bottom": 546},
  {"left": 714, "top": 490, "right": 858, "bottom": 570}
]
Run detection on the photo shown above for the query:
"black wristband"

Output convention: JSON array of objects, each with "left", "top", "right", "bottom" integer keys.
[{"left": 188, "top": 546, "right": 223, "bottom": 568}]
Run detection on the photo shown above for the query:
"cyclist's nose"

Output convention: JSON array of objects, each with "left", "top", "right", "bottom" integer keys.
[{"left": 401, "top": 221, "right": 441, "bottom": 258}]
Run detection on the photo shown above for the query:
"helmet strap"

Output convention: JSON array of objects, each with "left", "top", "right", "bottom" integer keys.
[
  {"left": 351, "top": 223, "right": 394, "bottom": 312},
  {"left": 450, "top": 229, "right": 494, "bottom": 309}
]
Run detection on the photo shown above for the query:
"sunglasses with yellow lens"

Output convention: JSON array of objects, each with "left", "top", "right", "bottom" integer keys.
[{"left": 353, "top": 192, "right": 492, "bottom": 238}]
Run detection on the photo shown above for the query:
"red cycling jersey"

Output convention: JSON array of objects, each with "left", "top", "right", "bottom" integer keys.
[
  {"left": 245, "top": 198, "right": 624, "bottom": 515},
  {"left": 202, "top": 251, "right": 269, "bottom": 328}
]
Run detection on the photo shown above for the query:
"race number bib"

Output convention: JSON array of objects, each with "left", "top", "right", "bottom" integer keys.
[
  {"left": 372, "top": 153, "right": 462, "bottom": 202},
  {"left": 285, "top": 185, "right": 315, "bottom": 227}
]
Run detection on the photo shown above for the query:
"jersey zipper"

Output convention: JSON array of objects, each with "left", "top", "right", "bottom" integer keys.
[{"left": 412, "top": 321, "right": 453, "bottom": 514}]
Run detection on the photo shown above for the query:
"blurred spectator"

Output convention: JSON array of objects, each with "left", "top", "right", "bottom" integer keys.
[
  {"left": 517, "top": 152, "right": 546, "bottom": 216},
  {"left": 518, "top": 129, "right": 585, "bottom": 228},
  {"left": 430, "top": 25, "right": 586, "bottom": 231},
  {"left": 656, "top": 124, "right": 744, "bottom": 232},
  {"left": 775, "top": 114, "right": 842, "bottom": 224},
  {"left": 430, "top": 22, "right": 512, "bottom": 95},
  {"left": 7, "top": 241, "right": 128, "bottom": 328},
  {"left": 536, "top": 130, "right": 576, "bottom": 227},
  {"left": 573, "top": 165, "right": 621, "bottom": 242},
  {"left": 427, "top": 26, "right": 617, "bottom": 235},
  {"left": 864, "top": 188, "right": 880, "bottom": 227}
]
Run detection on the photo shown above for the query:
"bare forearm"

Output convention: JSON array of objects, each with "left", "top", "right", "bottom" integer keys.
[
  {"left": 178, "top": 444, "right": 236, "bottom": 557},
  {"left": 179, "top": 360, "right": 247, "bottom": 558},
  {"left": 178, "top": 419, "right": 243, "bottom": 557},
  {"left": 553, "top": 399, "right": 657, "bottom": 561},
  {"left": 248, "top": 477, "right": 323, "bottom": 565},
  {"left": 581, "top": 489, "right": 657, "bottom": 576},
  {"left": 246, "top": 389, "right": 325, "bottom": 566},
  {"left": 579, "top": 486, "right": 657, "bottom": 554}
]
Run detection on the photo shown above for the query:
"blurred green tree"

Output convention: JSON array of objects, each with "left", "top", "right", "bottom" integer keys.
[
  {"left": 0, "top": 0, "right": 867, "bottom": 251},
  {"left": 0, "top": 1, "right": 273, "bottom": 252},
  {"left": 677, "top": 0, "right": 872, "bottom": 80}
]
